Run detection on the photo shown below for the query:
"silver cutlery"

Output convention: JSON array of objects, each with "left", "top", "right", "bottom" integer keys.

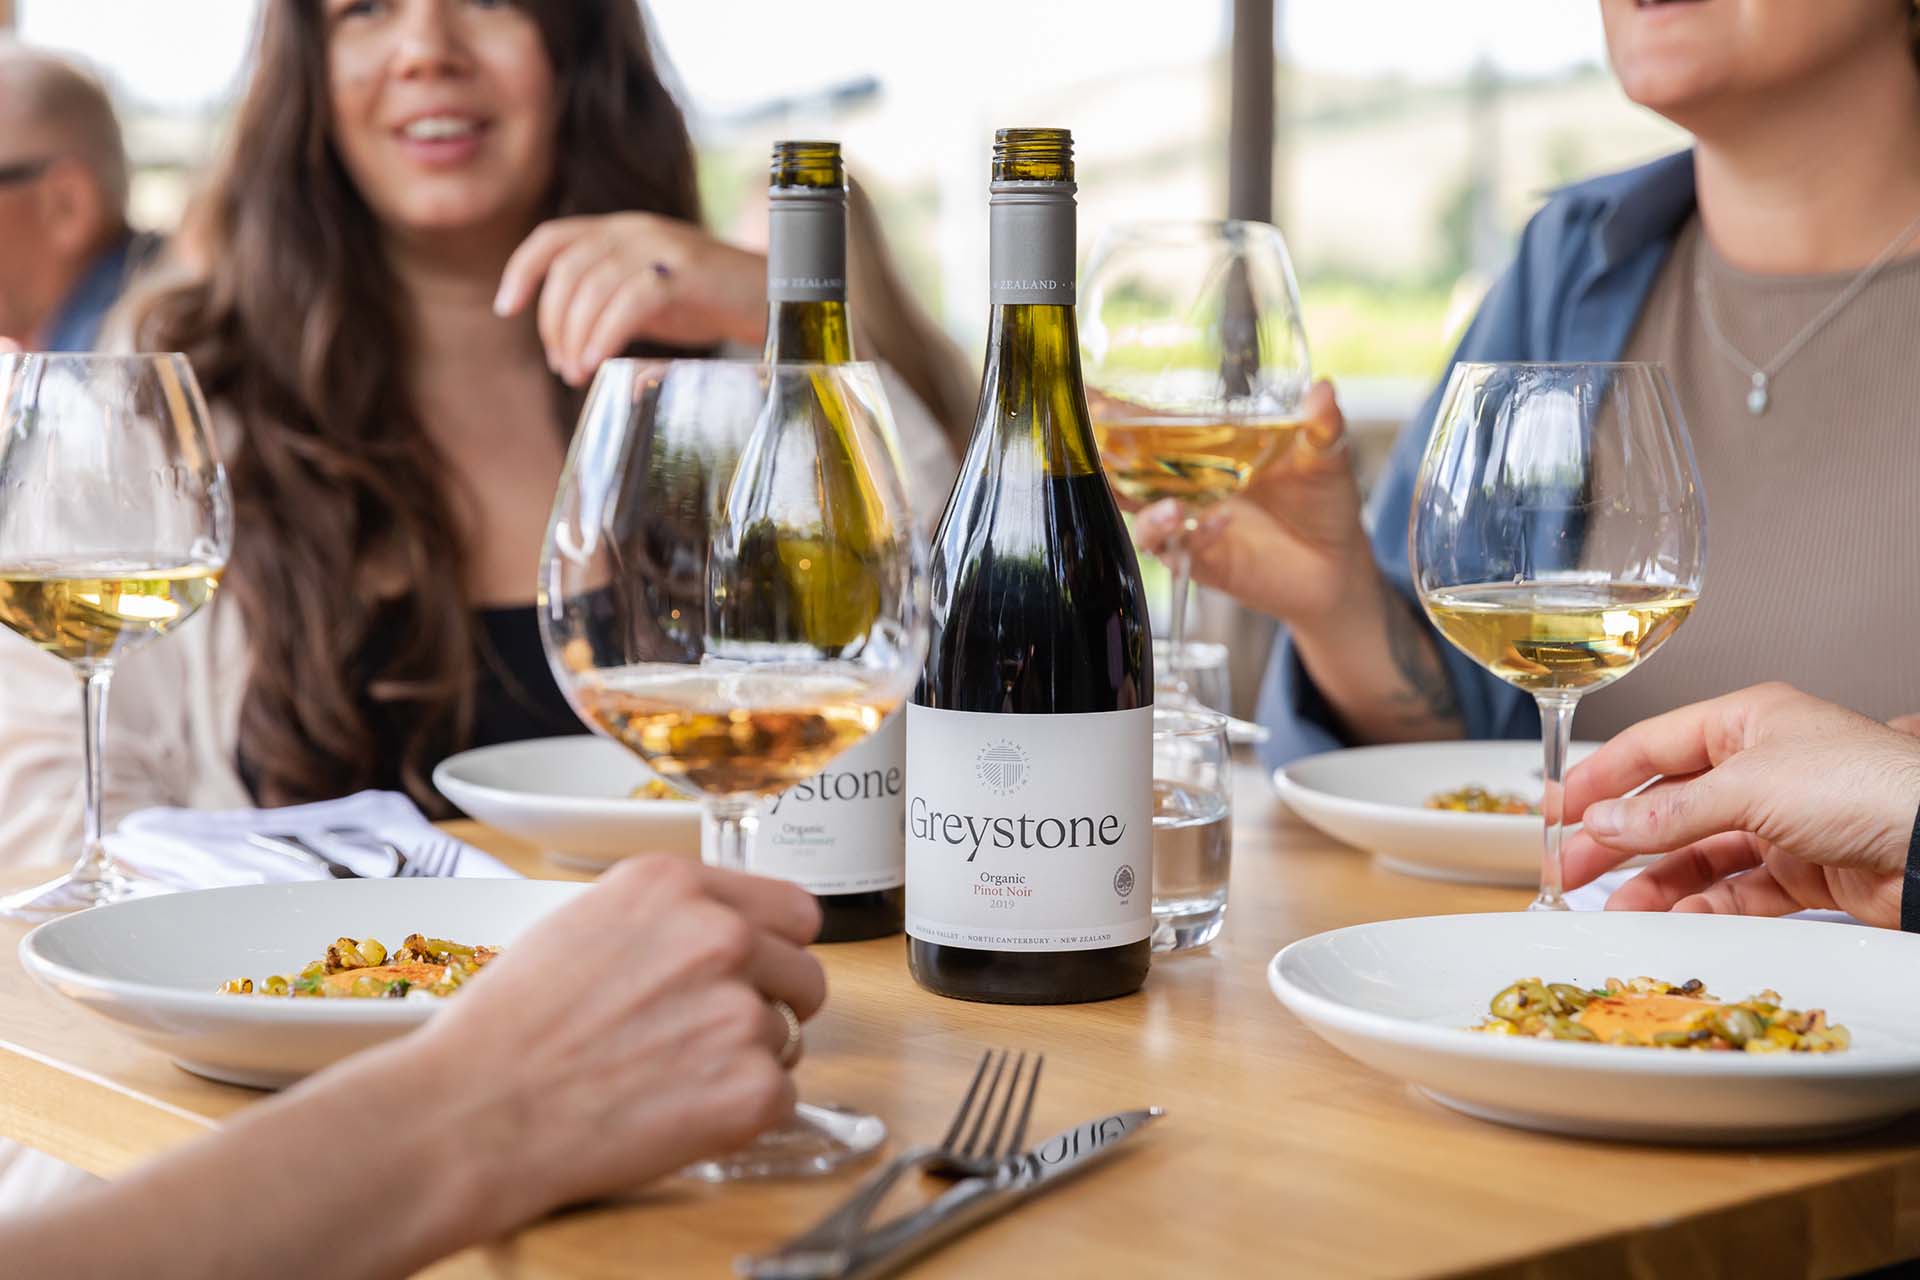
[
  {"left": 246, "top": 832, "right": 363, "bottom": 878},
  {"left": 749, "top": 1049, "right": 1043, "bottom": 1277},
  {"left": 743, "top": 1051, "right": 1161, "bottom": 1280},
  {"left": 396, "top": 835, "right": 463, "bottom": 878}
]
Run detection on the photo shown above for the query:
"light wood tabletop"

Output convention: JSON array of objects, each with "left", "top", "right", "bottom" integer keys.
[{"left": 3, "top": 763, "right": 1920, "bottom": 1278}]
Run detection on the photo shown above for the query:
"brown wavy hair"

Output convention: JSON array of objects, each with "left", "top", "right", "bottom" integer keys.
[{"left": 132, "top": 0, "right": 701, "bottom": 812}]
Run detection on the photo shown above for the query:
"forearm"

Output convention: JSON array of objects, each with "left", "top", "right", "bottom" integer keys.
[
  {"left": 0, "top": 1052, "right": 497, "bottom": 1280},
  {"left": 1290, "top": 566, "right": 1464, "bottom": 745}
]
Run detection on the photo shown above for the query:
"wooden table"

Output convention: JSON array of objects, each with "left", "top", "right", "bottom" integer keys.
[{"left": 4, "top": 765, "right": 1920, "bottom": 1278}]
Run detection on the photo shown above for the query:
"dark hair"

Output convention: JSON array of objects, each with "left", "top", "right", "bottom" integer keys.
[{"left": 132, "top": 0, "right": 701, "bottom": 811}]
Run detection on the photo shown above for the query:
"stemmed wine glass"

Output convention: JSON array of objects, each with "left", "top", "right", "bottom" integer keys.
[
  {"left": 1411, "top": 362, "right": 1705, "bottom": 911},
  {"left": 1080, "top": 219, "right": 1312, "bottom": 694},
  {"left": 0, "top": 354, "right": 232, "bottom": 921},
  {"left": 539, "top": 358, "right": 925, "bottom": 1179}
]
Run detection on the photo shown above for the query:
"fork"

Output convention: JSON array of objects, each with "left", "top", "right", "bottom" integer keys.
[
  {"left": 396, "top": 836, "right": 464, "bottom": 878},
  {"left": 743, "top": 1049, "right": 1043, "bottom": 1279}
]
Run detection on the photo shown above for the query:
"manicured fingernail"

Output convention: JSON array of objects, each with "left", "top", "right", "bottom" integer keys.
[
  {"left": 492, "top": 285, "right": 512, "bottom": 316},
  {"left": 1583, "top": 801, "right": 1620, "bottom": 836}
]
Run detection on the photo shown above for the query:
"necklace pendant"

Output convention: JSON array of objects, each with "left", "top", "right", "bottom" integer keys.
[{"left": 1746, "top": 371, "right": 1769, "bottom": 416}]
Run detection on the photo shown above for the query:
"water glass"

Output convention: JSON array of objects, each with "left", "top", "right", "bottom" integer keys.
[
  {"left": 1154, "top": 639, "right": 1230, "bottom": 716},
  {"left": 1151, "top": 706, "right": 1231, "bottom": 953}
]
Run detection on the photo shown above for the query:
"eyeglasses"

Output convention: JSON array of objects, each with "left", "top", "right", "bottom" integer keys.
[{"left": 0, "top": 158, "right": 53, "bottom": 187}]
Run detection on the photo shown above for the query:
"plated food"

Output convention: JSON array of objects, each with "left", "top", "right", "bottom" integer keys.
[
  {"left": 1268, "top": 910, "right": 1920, "bottom": 1142},
  {"left": 433, "top": 736, "right": 701, "bottom": 868},
  {"left": 1424, "top": 785, "right": 1536, "bottom": 815},
  {"left": 22, "top": 878, "right": 583, "bottom": 1088},
  {"left": 1472, "top": 975, "right": 1849, "bottom": 1052},
  {"left": 1274, "top": 741, "right": 1598, "bottom": 885},
  {"left": 222, "top": 934, "right": 498, "bottom": 1000}
]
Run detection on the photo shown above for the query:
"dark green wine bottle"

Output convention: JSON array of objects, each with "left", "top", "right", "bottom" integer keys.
[
  {"left": 905, "top": 128, "right": 1155, "bottom": 1003},
  {"left": 757, "top": 140, "right": 905, "bottom": 944}
]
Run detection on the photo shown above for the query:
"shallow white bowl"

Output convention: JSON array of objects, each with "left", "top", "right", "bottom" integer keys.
[
  {"left": 1269, "top": 911, "right": 1920, "bottom": 1143},
  {"left": 21, "top": 878, "right": 584, "bottom": 1089},
  {"left": 1273, "top": 740, "right": 1599, "bottom": 885},
  {"left": 434, "top": 736, "right": 702, "bottom": 869}
]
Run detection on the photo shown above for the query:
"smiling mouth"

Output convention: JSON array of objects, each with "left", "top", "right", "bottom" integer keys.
[{"left": 396, "top": 115, "right": 487, "bottom": 143}]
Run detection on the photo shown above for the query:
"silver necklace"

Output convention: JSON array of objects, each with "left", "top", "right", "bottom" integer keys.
[{"left": 1693, "top": 205, "right": 1920, "bottom": 415}]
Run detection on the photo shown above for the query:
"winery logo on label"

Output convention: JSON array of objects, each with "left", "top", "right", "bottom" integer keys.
[
  {"left": 1113, "top": 864, "right": 1136, "bottom": 899},
  {"left": 975, "top": 740, "right": 1029, "bottom": 795}
]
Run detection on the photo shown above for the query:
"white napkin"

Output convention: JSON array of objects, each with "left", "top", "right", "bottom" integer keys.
[
  {"left": 104, "top": 791, "right": 519, "bottom": 891},
  {"left": 1567, "top": 866, "right": 1857, "bottom": 926}
]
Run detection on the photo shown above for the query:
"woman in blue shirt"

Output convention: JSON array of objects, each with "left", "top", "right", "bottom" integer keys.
[{"left": 1138, "top": 0, "right": 1920, "bottom": 763}]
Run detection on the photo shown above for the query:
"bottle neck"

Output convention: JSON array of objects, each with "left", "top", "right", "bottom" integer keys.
[
  {"left": 974, "top": 181, "right": 1100, "bottom": 476},
  {"left": 765, "top": 298, "right": 855, "bottom": 363},
  {"left": 765, "top": 186, "right": 852, "bottom": 363}
]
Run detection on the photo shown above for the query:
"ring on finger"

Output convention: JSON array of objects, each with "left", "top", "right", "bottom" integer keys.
[{"left": 770, "top": 997, "right": 803, "bottom": 1068}]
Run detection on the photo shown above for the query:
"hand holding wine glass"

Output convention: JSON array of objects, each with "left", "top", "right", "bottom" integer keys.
[
  {"left": 1130, "top": 378, "right": 1371, "bottom": 628},
  {"left": 1080, "top": 219, "right": 1312, "bottom": 694},
  {"left": 0, "top": 354, "right": 232, "bottom": 920},
  {"left": 539, "top": 357, "right": 924, "bottom": 1179},
  {"left": 1410, "top": 362, "right": 1705, "bottom": 911}
]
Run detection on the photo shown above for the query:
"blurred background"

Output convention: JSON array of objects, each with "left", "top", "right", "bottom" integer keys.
[{"left": 9, "top": 0, "right": 1689, "bottom": 710}]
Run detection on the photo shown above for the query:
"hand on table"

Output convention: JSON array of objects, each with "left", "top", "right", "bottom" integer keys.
[
  {"left": 1562, "top": 684, "right": 1920, "bottom": 927},
  {"left": 495, "top": 213, "right": 766, "bottom": 385},
  {"left": 1128, "top": 380, "right": 1372, "bottom": 628},
  {"left": 415, "top": 856, "right": 825, "bottom": 1226}
]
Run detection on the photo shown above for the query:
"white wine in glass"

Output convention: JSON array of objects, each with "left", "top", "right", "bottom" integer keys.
[
  {"left": 539, "top": 358, "right": 924, "bottom": 1179},
  {"left": 1080, "top": 219, "right": 1312, "bottom": 694},
  {"left": 0, "top": 354, "right": 232, "bottom": 920},
  {"left": 1411, "top": 362, "right": 1704, "bottom": 911}
]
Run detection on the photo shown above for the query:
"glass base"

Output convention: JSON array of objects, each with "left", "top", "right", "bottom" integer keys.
[
  {"left": 0, "top": 865, "right": 155, "bottom": 922},
  {"left": 1527, "top": 890, "right": 1570, "bottom": 913},
  {"left": 1152, "top": 894, "right": 1226, "bottom": 953},
  {"left": 679, "top": 1101, "right": 885, "bottom": 1181}
]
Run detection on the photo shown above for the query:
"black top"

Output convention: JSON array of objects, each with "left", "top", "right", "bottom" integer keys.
[{"left": 239, "top": 603, "right": 585, "bottom": 809}]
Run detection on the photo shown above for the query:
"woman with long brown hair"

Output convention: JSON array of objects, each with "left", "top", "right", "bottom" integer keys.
[{"left": 0, "top": 0, "right": 959, "bottom": 867}]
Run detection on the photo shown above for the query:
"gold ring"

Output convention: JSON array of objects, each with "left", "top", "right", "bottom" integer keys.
[{"left": 771, "top": 998, "right": 802, "bottom": 1068}]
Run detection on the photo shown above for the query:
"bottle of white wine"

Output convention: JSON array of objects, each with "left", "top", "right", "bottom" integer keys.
[
  {"left": 749, "top": 140, "right": 906, "bottom": 944},
  {"left": 905, "top": 128, "right": 1154, "bottom": 1003}
]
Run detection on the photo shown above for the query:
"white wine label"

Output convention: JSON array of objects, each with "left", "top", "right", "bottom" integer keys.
[
  {"left": 905, "top": 705, "right": 1151, "bottom": 951},
  {"left": 737, "top": 713, "right": 905, "bottom": 893}
]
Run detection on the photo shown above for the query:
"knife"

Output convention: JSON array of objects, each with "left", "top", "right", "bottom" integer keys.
[{"left": 738, "top": 1107, "right": 1163, "bottom": 1280}]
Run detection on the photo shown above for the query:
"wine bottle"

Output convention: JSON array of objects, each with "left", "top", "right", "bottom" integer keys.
[
  {"left": 905, "top": 128, "right": 1155, "bottom": 1003},
  {"left": 751, "top": 140, "right": 906, "bottom": 943}
]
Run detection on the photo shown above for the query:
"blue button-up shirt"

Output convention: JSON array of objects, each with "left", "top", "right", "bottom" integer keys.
[
  {"left": 42, "top": 231, "right": 159, "bottom": 352},
  {"left": 1255, "top": 149, "right": 1700, "bottom": 766}
]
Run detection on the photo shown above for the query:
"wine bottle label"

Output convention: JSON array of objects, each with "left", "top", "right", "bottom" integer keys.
[
  {"left": 989, "top": 181, "right": 1076, "bottom": 306},
  {"left": 904, "top": 704, "right": 1151, "bottom": 951},
  {"left": 735, "top": 712, "right": 905, "bottom": 893},
  {"left": 767, "top": 188, "right": 847, "bottom": 302}
]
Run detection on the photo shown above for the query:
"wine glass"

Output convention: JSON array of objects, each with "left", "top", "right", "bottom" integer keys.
[
  {"left": 1080, "top": 219, "right": 1312, "bottom": 695},
  {"left": 0, "top": 353, "right": 232, "bottom": 921},
  {"left": 1410, "top": 362, "right": 1705, "bottom": 911},
  {"left": 539, "top": 358, "right": 925, "bottom": 1179}
]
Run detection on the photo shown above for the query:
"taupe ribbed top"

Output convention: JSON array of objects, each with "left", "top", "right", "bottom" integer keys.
[{"left": 1579, "top": 215, "right": 1920, "bottom": 738}]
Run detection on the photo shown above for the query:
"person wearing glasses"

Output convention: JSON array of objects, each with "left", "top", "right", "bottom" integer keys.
[
  {"left": 0, "top": 42, "right": 155, "bottom": 350},
  {"left": 1135, "top": 0, "right": 1920, "bottom": 762}
]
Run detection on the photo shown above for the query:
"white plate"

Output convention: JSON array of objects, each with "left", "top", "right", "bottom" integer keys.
[
  {"left": 434, "top": 736, "right": 702, "bottom": 869},
  {"left": 21, "top": 878, "right": 584, "bottom": 1089},
  {"left": 1268, "top": 911, "right": 1920, "bottom": 1143},
  {"left": 1272, "top": 740, "right": 1600, "bottom": 885}
]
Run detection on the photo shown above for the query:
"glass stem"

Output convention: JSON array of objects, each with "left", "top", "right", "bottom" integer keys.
[
  {"left": 70, "top": 667, "right": 118, "bottom": 889},
  {"left": 702, "top": 801, "right": 761, "bottom": 874},
  {"left": 1162, "top": 514, "right": 1200, "bottom": 698},
  {"left": 1531, "top": 694, "right": 1577, "bottom": 912}
]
